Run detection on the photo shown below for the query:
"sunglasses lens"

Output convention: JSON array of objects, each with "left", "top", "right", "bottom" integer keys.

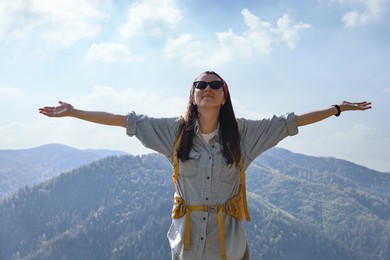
[
  {"left": 194, "top": 81, "right": 208, "bottom": 89},
  {"left": 194, "top": 81, "right": 223, "bottom": 90},
  {"left": 209, "top": 81, "right": 223, "bottom": 89}
]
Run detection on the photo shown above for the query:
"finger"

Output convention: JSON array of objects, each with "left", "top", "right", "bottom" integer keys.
[
  {"left": 39, "top": 108, "right": 51, "bottom": 113},
  {"left": 39, "top": 110, "right": 53, "bottom": 116},
  {"left": 40, "top": 106, "right": 55, "bottom": 110},
  {"left": 58, "top": 101, "right": 69, "bottom": 106}
]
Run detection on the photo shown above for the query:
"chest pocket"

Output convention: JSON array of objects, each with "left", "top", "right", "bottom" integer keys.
[
  {"left": 217, "top": 157, "right": 239, "bottom": 184},
  {"left": 179, "top": 150, "right": 200, "bottom": 178}
]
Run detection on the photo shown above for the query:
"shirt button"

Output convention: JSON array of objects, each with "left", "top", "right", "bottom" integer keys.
[
  {"left": 205, "top": 197, "right": 209, "bottom": 201},
  {"left": 209, "top": 156, "right": 211, "bottom": 159},
  {"left": 207, "top": 176, "right": 210, "bottom": 179},
  {"left": 203, "top": 217, "right": 206, "bottom": 220},
  {"left": 201, "top": 237, "right": 204, "bottom": 240}
]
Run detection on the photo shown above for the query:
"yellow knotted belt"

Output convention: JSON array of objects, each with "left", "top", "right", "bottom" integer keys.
[
  {"left": 172, "top": 191, "right": 246, "bottom": 260},
  {"left": 171, "top": 131, "right": 251, "bottom": 260}
]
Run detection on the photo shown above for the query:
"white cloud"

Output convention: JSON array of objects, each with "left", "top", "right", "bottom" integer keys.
[
  {"left": 0, "top": 0, "right": 106, "bottom": 47},
  {"left": 84, "top": 43, "right": 144, "bottom": 63},
  {"left": 163, "top": 34, "right": 209, "bottom": 66},
  {"left": 119, "top": 0, "right": 182, "bottom": 40},
  {"left": 237, "top": 8, "right": 274, "bottom": 55},
  {"left": 71, "top": 85, "right": 187, "bottom": 117},
  {"left": 0, "top": 86, "right": 24, "bottom": 99},
  {"left": 336, "top": 0, "right": 388, "bottom": 27},
  {"left": 163, "top": 9, "right": 311, "bottom": 67},
  {"left": 273, "top": 14, "right": 312, "bottom": 49}
]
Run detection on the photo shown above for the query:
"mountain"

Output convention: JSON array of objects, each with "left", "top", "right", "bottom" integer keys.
[
  {"left": 247, "top": 149, "right": 390, "bottom": 259},
  {"left": 0, "top": 149, "right": 389, "bottom": 259},
  {"left": 0, "top": 144, "right": 129, "bottom": 198}
]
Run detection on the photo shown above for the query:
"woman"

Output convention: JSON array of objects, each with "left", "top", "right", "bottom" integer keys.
[{"left": 39, "top": 71, "right": 371, "bottom": 260}]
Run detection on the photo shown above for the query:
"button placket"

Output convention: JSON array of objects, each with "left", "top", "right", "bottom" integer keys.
[
  {"left": 195, "top": 133, "right": 215, "bottom": 255},
  {"left": 203, "top": 145, "right": 213, "bottom": 205}
]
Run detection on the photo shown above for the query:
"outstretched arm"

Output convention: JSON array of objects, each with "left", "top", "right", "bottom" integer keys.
[
  {"left": 297, "top": 101, "right": 372, "bottom": 127},
  {"left": 39, "top": 101, "right": 127, "bottom": 128}
]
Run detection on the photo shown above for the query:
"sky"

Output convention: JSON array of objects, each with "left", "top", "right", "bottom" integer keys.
[{"left": 0, "top": 0, "right": 389, "bottom": 172}]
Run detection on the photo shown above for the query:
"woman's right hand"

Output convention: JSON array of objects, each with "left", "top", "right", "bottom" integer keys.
[{"left": 39, "top": 101, "right": 74, "bottom": 117}]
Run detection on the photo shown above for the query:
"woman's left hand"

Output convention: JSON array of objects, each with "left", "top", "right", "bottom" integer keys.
[{"left": 340, "top": 101, "right": 372, "bottom": 112}]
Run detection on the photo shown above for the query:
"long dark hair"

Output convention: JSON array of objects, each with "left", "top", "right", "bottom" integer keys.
[{"left": 176, "top": 71, "right": 241, "bottom": 166}]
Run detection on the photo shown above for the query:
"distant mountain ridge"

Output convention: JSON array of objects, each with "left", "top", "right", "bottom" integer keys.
[
  {"left": 253, "top": 148, "right": 390, "bottom": 201},
  {"left": 0, "top": 148, "right": 389, "bottom": 259},
  {"left": 0, "top": 143, "right": 128, "bottom": 197}
]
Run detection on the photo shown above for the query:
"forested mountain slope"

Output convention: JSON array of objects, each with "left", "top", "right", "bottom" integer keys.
[{"left": 1, "top": 149, "right": 388, "bottom": 259}]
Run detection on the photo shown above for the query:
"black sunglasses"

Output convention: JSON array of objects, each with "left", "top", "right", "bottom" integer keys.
[{"left": 193, "top": 81, "right": 224, "bottom": 90}]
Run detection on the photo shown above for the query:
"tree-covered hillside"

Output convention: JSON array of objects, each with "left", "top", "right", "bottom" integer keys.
[{"left": 0, "top": 149, "right": 389, "bottom": 259}]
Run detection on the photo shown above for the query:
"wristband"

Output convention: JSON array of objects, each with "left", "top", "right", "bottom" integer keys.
[{"left": 333, "top": 105, "right": 341, "bottom": 117}]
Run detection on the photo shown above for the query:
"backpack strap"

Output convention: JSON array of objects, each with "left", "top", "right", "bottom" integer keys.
[
  {"left": 239, "top": 156, "right": 251, "bottom": 221},
  {"left": 172, "top": 129, "right": 182, "bottom": 193}
]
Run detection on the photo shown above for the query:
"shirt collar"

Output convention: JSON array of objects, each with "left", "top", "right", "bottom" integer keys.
[{"left": 195, "top": 120, "right": 220, "bottom": 137}]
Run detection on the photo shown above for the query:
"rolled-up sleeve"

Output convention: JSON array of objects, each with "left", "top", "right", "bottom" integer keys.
[
  {"left": 126, "top": 112, "right": 180, "bottom": 158},
  {"left": 239, "top": 112, "right": 298, "bottom": 165},
  {"left": 126, "top": 112, "right": 138, "bottom": 137},
  {"left": 285, "top": 112, "right": 299, "bottom": 136}
]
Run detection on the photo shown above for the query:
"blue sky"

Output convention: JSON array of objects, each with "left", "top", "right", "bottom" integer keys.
[{"left": 0, "top": 0, "right": 389, "bottom": 172}]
